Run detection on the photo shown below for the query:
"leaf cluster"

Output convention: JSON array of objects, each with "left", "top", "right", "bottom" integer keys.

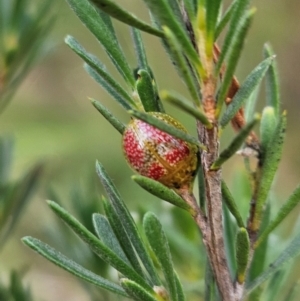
[
  {"left": 24, "top": 162, "right": 185, "bottom": 301},
  {"left": 0, "top": 136, "right": 42, "bottom": 250},
  {"left": 21, "top": 0, "right": 300, "bottom": 301},
  {"left": 0, "top": 0, "right": 53, "bottom": 112},
  {"left": 0, "top": 270, "right": 34, "bottom": 301}
]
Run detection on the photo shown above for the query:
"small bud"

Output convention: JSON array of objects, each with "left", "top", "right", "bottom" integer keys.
[{"left": 122, "top": 112, "right": 198, "bottom": 189}]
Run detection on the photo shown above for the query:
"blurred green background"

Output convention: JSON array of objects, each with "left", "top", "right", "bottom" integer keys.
[{"left": 1, "top": 0, "right": 300, "bottom": 300}]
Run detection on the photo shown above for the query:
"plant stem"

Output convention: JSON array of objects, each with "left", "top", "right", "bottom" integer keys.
[{"left": 198, "top": 122, "right": 238, "bottom": 301}]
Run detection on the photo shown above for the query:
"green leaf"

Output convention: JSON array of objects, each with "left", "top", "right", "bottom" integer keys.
[
  {"left": 95, "top": 8, "right": 117, "bottom": 40},
  {"left": 260, "top": 106, "right": 277, "bottom": 154},
  {"left": 212, "top": 115, "right": 259, "bottom": 169},
  {"left": 174, "top": 272, "right": 186, "bottom": 301},
  {"left": 65, "top": 0, "right": 135, "bottom": 86},
  {"left": 161, "top": 90, "right": 211, "bottom": 127},
  {"left": 246, "top": 232, "right": 300, "bottom": 293},
  {"left": 131, "top": 28, "right": 149, "bottom": 70},
  {"left": 121, "top": 279, "right": 157, "bottom": 301},
  {"left": 215, "top": 0, "right": 236, "bottom": 39},
  {"left": 216, "top": 8, "right": 255, "bottom": 116},
  {"left": 91, "top": 99, "right": 125, "bottom": 134},
  {"left": 136, "top": 69, "right": 159, "bottom": 112},
  {"left": 265, "top": 268, "right": 289, "bottom": 301},
  {"left": 215, "top": 0, "right": 250, "bottom": 72},
  {"left": 263, "top": 43, "right": 280, "bottom": 117},
  {"left": 205, "top": 0, "right": 222, "bottom": 43},
  {"left": 0, "top": 164, "right": 43, "bottom": 246},
  {"left": 47, "top": 200, "right": 152, "bottom": 291},
  {"left": 22, "top": 237, "right": 128, "bottom": 297},
  {"left": 235, "top": 228, "right": 250, "bottom": 284},
  {"left": 4, "top": 270, "right": 33, "bottom": 301},
  {"left": 221, "top": 181, "right": 244, "bottom": 228},
  {"left": 220, "top": 56, "right": 274, "bottom": 127},
  {"left": 253, "top": 112, "right": 287, "bottom": 231},
  {"left": 102, "top": 198, "right": 145, "bottom": 278},
  {"left": 65, "top": 35, "right": 135, "bottom": 109},
  {"left": 165, "top": 0, "right": 185, "bottom": 27},
  {"left": 223, "top": 204, "right": 237, "bottom": 279},
  {"left": 247, "top": 202, "right": 270, "bottom": 300},
  {"left": 129, "top": 110, "right": 204, "bottom": 148},
  {"left": 183, "top": 0, "right": 196, "bottom": 20},
  {"left": 162, "top": 27, "right": 200, "bottom": 105},
  {"left": 255, "top": 185, "right": 300, "bottom": 249},
  {"left": 197, "top": 156, "right": 206, "bottom": 212},
  {"left": 96, "top": 162, "right": 161, "bottom": 286},
  {"left": 244, "top": 83, "right": 261, "bottom": 123},
  {"left": 204, "top": 260, "right": 216, "bottom": 301},
  {"left": 144, "top": 212, "right": 178, "bottom": 301},
  {"left": 0, "top": 0, "right": 52, "bottom": 112},
  {"left": 132, "top": 175, "right": 193, "bottom": 213},
  {"left": 85, "top": 64, "right": 133, "bottom": 110},
  {"left": 92, "top": 213, "right": 130, "bottom": 265},
  {"left": 89, "top": 0, "right": 164, "bottom": 37},
  {"left": 143, "top": 0, "right": 202, "bottom": 70}
]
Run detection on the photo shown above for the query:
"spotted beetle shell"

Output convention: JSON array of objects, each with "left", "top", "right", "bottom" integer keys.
[{"left": 122, "top": 112, "right": 199, "bottom": 189}]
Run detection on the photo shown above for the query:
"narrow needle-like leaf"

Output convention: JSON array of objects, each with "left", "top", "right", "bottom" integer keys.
[
  {"left": 92, "top": 213, "right": 130, "bottom": 264},
  {"left": 183, "top": 0, "right": 196, "bottom": 21},
  {"left": 91, "top": 99, "right": 125, "bottom": 134},
  {"left": 221, "top": 181, "right": 245, "bottom": 228},
  {"left": 65, "top": 36, "right": 135, "bottom": 108},
  {"left": 215, "top": 0, "right": 236, "bottom": 40},
  {"left": 263, "top": 43, "right": 280, "bottom": 117},
  {"left": 47, "top": 200, "right": 152, "bottom": 291},
  {"left": 22, "top": 237, "right": 128, "bottom": 297},
  {"left": 131, "top": 28, "right": 149, "bottom": 70},
  {"left": 136, "top": 69, "right": 159, "bottom": 112},
  {"left": 255, "top": 185, "right": 300, "bottom": 248},
  {"left": 0, "top": 163, "right": 43, "bottom": 245},
  {"left": 211, "top": 115, "right": 259, "bottom": 169},
  {"left": 244, "top": 83, "right": 260, "bottom": 123},
  {"left": 235, "top": 228, "right": 250, "bottom": 284},
  {"left": 246, "top": 232, "right": 300, "bottom": 293},
  {"left": 206, "top": 0, "right": 222, "bottom": 46},
  {"left": 204, "top": 260, "right": 216, "bottom": 301},
  {"left": 65, "top": 0, "right": 135, "bottom": 86},
  {"left": 161, "top": 90, "right": 211, "bottom": 127},
  {"left": 144, "top": 212, "right": 178, "bottom": 301},
  {"left": 102, "top": 198, "right": 145, "bottom": 278},
  {"left": 85, "top": 65, "right": 133, "bottom": 110},
  {"left": 197, "top": 156, "right": 206, "bottom": 212},
  {"left": 223, "top": 204, "right": 237, "bottom": 279},
  {"left": 143, "top": 0, "right": 202, "bottom": 71},
  {"left": 132, "top": 175, "right": 194, "bottom": 213},
  {"left": 162, "top": 27, "right": 200, "bottom": 104},
  {"left": 248, "top": 203, "right": 270, "bottom": 292},
  {"left": 121, "top": 279, "right": 157, "bottom": 301},
  {"left": 220, "top": 56, "right": 274, "bottom": 127},
  {"left": 174, "top": 272, "right": 186, "bottom": 301},
  {"left": 253, "top": 112, "right": 287, "bottom": 231},
  {"left": 216, "top": 8, "right": 255, "bottom": 117},
  {"left": 129, "top": 110, "right": 204, "bottom": 148},
  {"left": 89, "top": 0, "right": 164, "bottom": 37},
  {"left": 215, "top": 0, "right": 250, "bottom": 72},
  {"left": 96, "top": 162, "right": 161, "bottom": 286}
]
